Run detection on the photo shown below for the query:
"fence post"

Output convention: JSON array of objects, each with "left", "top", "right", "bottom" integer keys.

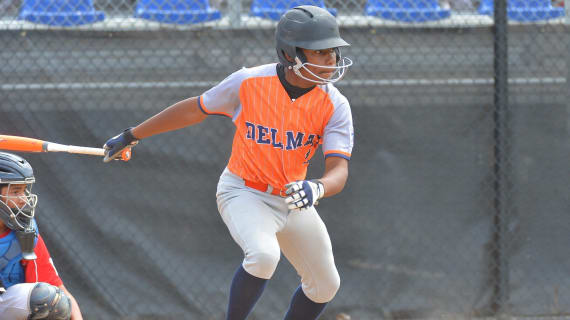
[
  {"left": 566, "top": 0, "right": 569, "bottom": 24},
  {"left": 492, "top": 0, "right": 511, "bottom": 316},
  {"left": 228, "top": 0, "right": 242, "bottom": 28}
]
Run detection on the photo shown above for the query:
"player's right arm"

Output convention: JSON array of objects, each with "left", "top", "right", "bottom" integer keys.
[
  {"left": 132, "top": 66, "right": 251, "bottom": 141},
  {"left": 103, "top": 96, "right": 207, "bottom": 162},
  {"left": 103, "top": 67, "right": 247, "bottom": 162},
  {"left": 131, "top": 96, "right": 206, "bottom": 140}
]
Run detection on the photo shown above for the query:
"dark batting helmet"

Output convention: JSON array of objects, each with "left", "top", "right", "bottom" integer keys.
[
  {"left": 0, "top": 152, "right": 38, "bottom": 259},
  {"left": 275, "top": 5, "right": 352, "bottom": 84}
]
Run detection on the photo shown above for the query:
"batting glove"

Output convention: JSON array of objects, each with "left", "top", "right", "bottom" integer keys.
[
  {"left": 284, "top": 180, "right": 325, "bottom": 210},
  {"left": 103, "top": 127, "right": 138, "bottom": 163}
]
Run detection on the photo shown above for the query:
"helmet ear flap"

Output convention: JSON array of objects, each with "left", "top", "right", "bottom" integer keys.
[
  {"left": 295, "top": 47, "right": 307, "bottom": 64},
  {"left": 334, "top": 47, "right": 341, "bottom": 63},
  {"left": 282, "top": 49, "right": 295, "bottom": 63},
  {"left": 276, "top": 41, "right": 298, "bottom": 68}
]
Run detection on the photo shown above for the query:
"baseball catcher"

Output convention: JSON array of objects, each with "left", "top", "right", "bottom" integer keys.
[{"left": 0, "top": 152, "right": 83, "bottom": 319}]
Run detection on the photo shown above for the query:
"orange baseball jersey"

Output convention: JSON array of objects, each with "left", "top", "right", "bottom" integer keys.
[{"left": 198, "top": 63, "right": 354, "bottom": 191}]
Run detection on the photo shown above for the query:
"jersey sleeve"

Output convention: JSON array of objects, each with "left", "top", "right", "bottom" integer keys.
[
  {"left": 198, "top": 67, "right": 248, "bottom": 118},
  {"left": 322, "top": 97, "right": 354, "bottom": 160},
  {"left": 23, "top": 234, "right": 63, "bottom": 287}
]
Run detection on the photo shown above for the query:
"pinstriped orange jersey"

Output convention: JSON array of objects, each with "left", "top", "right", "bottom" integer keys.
[{"left": 198, "top": 63, "right": 354, "bottom": 191}]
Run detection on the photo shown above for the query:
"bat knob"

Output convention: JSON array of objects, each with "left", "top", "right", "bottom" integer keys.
[{"left": 120, "top": 148, "right": 132, "bottom": 161}]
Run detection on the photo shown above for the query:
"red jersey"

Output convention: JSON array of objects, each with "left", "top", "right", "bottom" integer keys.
[
  {"left": 22, "top": 233, "right": 63, "bottom": 286},
  {"left": 0, "top": 229, "right": 62, "bottom": 287}
]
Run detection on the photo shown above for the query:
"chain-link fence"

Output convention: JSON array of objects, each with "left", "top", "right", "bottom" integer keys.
[{"left": 1, "top": 0, "right": 569, "bottom": 319}]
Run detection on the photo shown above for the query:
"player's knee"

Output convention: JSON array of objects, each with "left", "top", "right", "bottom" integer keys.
[
  {"left": 318, "top": 272, "right": 341, "bottom": 302},
  {"left": 29, "top": 282, "right": 72, "bottom": 320},
  {"left": 305, "top": 270, "right": 340, "bottom": 303},
  {"left": 243, "top": 250, "right": 280, "bottom": 279}
]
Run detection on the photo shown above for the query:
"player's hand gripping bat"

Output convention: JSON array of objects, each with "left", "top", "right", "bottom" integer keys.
[{"left": 0, "top": 135, "right": 132, "bottom": 161}]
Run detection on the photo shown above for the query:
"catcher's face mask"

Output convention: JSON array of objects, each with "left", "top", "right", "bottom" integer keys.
[{"left": 0, "top": 181, "right": 38, "bottom": 260}]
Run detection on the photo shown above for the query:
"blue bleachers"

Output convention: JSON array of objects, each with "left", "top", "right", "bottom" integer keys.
[
  {"left": 478, "top": 0, "right": 565, "bottom": 22},
  {"left": 250, "top": 0, "right": 337, "bottom": 21},
  {"left": 365, "top": 0, "right": 451, "bottom": 23},
  {"left": 19, "top": 0, "right": 105, "bottom": 26},
  {"left": 134, "top": 0, "right": 221, "bottom": 24}
]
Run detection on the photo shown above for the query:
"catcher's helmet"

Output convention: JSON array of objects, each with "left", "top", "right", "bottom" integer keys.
[
  {"left": 0, "top": 152, "right": 37, "bottom": 233},
  {"left": 275, "top": 5, "right": 352, "bottom": 84}
]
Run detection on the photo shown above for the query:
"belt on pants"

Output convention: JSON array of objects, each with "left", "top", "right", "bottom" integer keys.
[{"left": 244, "top": 179, "right": 286, "bottom": 197}]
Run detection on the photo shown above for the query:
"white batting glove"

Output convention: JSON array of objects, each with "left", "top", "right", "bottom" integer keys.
[{"left": 284, "top": 180, "right": 325, "bottom": 210}]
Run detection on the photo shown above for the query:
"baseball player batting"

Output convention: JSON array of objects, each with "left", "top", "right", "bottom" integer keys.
[{"left": 103, "top": 5, "right": 354, "bottom": 320}]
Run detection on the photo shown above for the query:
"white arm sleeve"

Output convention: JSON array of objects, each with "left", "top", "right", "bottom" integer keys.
[
  {"left": 322, "top": 96, "right": 354, "bottom": 160},
  {"left": 199, "top": 67, "right": 248, "bottom": 118}
]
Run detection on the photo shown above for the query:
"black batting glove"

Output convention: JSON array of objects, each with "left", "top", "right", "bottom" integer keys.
[
  {"left": 284, "top": 179, "right": 325, "bottom": 210},
  {"left": 103, "top": 127, "right": 138, "bottom": 162}
]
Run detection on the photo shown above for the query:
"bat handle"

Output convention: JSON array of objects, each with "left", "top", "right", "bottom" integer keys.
[
  {"left": 46, "top": 143, "right": 105, "bottom": 156},
  {"left": 46, "top": 143, "right": 131, "bottom": 161}
]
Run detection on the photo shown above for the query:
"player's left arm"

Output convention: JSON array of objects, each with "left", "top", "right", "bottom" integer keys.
[
  {"left": 318, "top": 156, "right": 349, "bottom": 198},
  {"left": 286, "top": 92, "right": 353, "bottom": 210},
  {"left": 59, "top": 284, "right": 83, "bottom": 320},
  {"left": 285, "top": 156, "right": 348, "bottom": 210}
]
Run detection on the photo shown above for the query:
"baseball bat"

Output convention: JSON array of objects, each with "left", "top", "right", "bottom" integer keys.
[{"left": 0, "top": 135, "right": 131, "bottom": 161}]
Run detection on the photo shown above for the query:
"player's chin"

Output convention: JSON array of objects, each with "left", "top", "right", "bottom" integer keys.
[{"left": 318, "top": 66, "right": 336, "bottom": 76}]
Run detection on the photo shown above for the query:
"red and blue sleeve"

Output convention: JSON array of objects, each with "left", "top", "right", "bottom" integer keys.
[{"left": 22, "top": 234, "right": 63, "bottom": 287}]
